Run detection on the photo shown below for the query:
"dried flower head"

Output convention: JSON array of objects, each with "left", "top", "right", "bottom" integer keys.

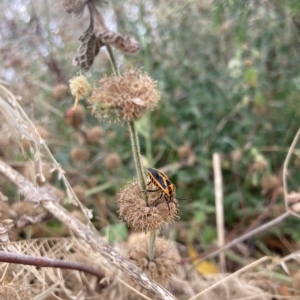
[
  {"left": 104, "top": 153, "right": 121, "bottom": 170},
  {"left": 69, "top": 75, "right": 92, "bottom": 109},
  {"left": 261, "top": 175, "right": 279, "bottom": 192},
  {"left": 117, "top": 179, "right": 179, "bottom": 233},
  {"left": 65, "top": 105, "right": 85, "bottom": 129},
  {"left": 89, "top": 68, "right": 160, "bottom": 122},
  {"left": 70, "top": 147, "right": 90, "bottom": 162},
  {"left": 177, "top": 144, "right": 192, "bottom": 160},
  {"left": 0, "top": 137, "right": 9, "bottom": 158},
  {"left": 127, "top": 236, "right": 180, "bottom": 285},
  {"left": 153, "top": 127, "right": 167, "bottom": 139},
  {"left": 11, "top": 202, "right": 43, "bottom": 217},
  {"left": 35, "top": 126, "right": 50, "bottom": 140},
  {"left": 86, "top": 126, "right": 103, "bottom": 144},
  {"left": 53, "top": 83, "right": 69, "bottom": 99},
  {"left": 252, "top": 159, "right": 268, "bottom": 172},
  {"left": 0, "top": 201, "right": 9, "bottom": 219},
  {"left": 72, "top": 185, "right": 87, "bottom": 204}
]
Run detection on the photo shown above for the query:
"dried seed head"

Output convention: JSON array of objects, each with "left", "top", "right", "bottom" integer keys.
[
  {"left": 86, "top": 176, "right": 97, "bottom": 187},
  {"left": 70, "top": 147, "right": 90, "bottom": 162},
  {"left": 261, "top": 175, "right": 279, "bottom": 192},
  {"left": 252, "top": 159, "right": 268, "bottom": 172},
  {"left": 86, "top": 126, "right": 103, "bottom": 144},
  {"left": 65, "top": 105, "right": 85, "bottom": 129},
  {"left": 89, "top": 68, "right": 160, "bottom": 122},
  {"left": 0, "top": 137, "right": 9, "bottom": 158},
  {"left": 72, "top": 185, "right": 87, "bottom": 204},
  {"left": 153, "top": 127, "right": 167, "bottom": 139},
  {"left": 11, "top": 202, "right": 43, "bottom": 217},
  {"left": 127, "top": 236, "right": 180, "bottom": 285},
  {"left": 117, "top": 179, "right": 179, "bottom": 233},
  {"left": 0, "top": 201, "right": 9, "bottom": 219},
  {"left": 53, "top": 83, "right": 69, "bottom": 100},
  {"left": 177, "top": 144, "right": 192, "bottom": 160},
  {"left": 35, "top": 126, "right": 50, "bottom": 140},
  {"left": 104, "top": 153, "right": 121, "bottom": 170}
]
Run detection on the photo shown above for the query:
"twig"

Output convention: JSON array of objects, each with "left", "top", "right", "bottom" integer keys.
[
  {"left": 213, "top": 153, "right": 226, "bottom": 272},
  {"left": 0, "top": 251, "right": 104, "bottom": 280},
  {"left": 0, "top": 159, "right": 176, "bottom": 300},
  {"left": 185, "top": 210, "right": 290, "bottom": 271},
  {"left": 283, "top": 128, "right": 300, "bottom": 213}
]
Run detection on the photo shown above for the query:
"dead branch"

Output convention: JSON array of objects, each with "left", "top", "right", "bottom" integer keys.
[{"left": 0, "top": 250, "right": 104, "bottom": 280}]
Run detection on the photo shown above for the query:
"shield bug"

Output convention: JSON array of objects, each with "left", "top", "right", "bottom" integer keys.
[{"left": 146, "top": 167, "right": 178, "bottom": 211}]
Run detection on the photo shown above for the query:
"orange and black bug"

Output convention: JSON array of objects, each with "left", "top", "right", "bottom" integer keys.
[{"left": 146, "top": 167, "right": 178, "bottom": 211}]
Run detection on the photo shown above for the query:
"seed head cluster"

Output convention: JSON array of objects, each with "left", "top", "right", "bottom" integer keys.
[
  {"left": 89, "top": 68, "right": 160, "bottom": 122},
  {"left": 117, "top": 179, "right": 179, "bottom": 233}
]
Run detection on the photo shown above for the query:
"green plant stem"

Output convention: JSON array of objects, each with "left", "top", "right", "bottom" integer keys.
[
  {"left": 106, "top": 44, "right": 120, "bottom": 76},
  {"left": 148, "top": 231, "right": 156, "bottom": 261},
  {"left": 128, "top": 120, "right": 149, "bottom": 205},
  {"left": 106, "top": 43, "right": 153, "bottom": 258}
]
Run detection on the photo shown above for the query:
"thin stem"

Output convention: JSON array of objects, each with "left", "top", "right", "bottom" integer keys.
[
  {"left": 283, "top": 128, "right": 300, "bottom": 212},
  {"left": 106, "top": 42, "right": 152, "bottom": 254},
  {"left": 106, "top": 44, "right": 120, "bottom": 76},
  {"left": 128, "top": 120, "right": 149, "bottom": 205},
  {"left": 148, "top": 231, "right": 157, "bottom": 261}
]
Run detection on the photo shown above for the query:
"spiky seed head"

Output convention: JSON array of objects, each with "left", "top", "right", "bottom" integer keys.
[
  {"left": 89, "top": 68, "right": 160, "bottom": 123},
  {"left": 126, "top": 236, "right": 180, "bottom": 286}
]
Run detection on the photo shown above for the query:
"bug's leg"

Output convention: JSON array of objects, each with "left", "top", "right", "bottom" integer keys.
[
  {"left": 151, "top": 193, "right": 163, "bottom": 207},
  {"left": 164, "top": 195, "right": 171, "bottom": 212},
  {"left": 147, "top": 181, "right": 151, "bottom": 186},
  {"left": 147, "top": 188, "right": 160, "bottom": 192}
]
